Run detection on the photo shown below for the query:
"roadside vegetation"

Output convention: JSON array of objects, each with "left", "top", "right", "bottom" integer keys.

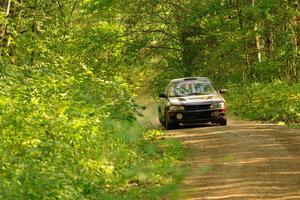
[
  {"left": 0, "top": 1, "right": 185, "bottom": 199},
  {"left": 0, "top": 61, "right": 184, "bottom": 199},
  {"left": 0, "top": 0, "right": 299, "bottom": 199},
  {"left": 227, "top": 82, "right": 300, "bottom": 125}
]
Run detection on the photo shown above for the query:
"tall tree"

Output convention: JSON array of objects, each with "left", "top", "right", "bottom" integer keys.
[{"left": 0, "top": 0, "right": 12, "bottom": 56}]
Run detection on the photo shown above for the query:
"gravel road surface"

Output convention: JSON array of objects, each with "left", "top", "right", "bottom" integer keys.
[{"left": 168, "top": 120, "right": 300, "bottom": 200}]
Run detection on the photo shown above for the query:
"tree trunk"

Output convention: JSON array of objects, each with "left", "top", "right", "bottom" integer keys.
[
  {"left": 254, "top": 23, "right": 262, "bottom": 62},
  {"left": 252, "top": 0, "right": 261, "bottom": 63},
  {"left": 288, "top": 21, "right": 298, "bottom": 82},
  {"left": 0, "top": 0, "right": 12, "bottom": 56},
  {"left": 243, "top": 0, "right": 261, "bottom": 78},
  {"left": 179, "top": 25, "right": 202, "bottom": 77},
  {"left": 264, "top": 20, "right": 273, "bottom": 58},
  {"left": 236, "top": 0, "right": 250, "bottom": 80},
  {"left": 181, "top": 31, "right": 193, "bottom": 77}
]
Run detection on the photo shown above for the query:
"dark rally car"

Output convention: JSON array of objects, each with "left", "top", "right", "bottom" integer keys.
[{"left": 158, "top": 77, "right": 227, "bottom": 129}]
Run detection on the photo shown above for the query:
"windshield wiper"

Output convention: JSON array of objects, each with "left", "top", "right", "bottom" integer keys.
[
  {"left": 169, "top": 94, "right": 184, "bottom": 97},
  {"left": 188, "top": 92, "right": 205, "bottom": 96}
]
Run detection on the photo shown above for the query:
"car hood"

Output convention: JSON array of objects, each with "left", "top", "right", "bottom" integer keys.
[{"left": 168, "top": 94, "right": 224, "bottom": 106}]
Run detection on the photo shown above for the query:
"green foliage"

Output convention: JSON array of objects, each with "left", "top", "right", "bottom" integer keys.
[
  {"left": 0, "top": 0, "right": 184, "bottom": 197},
  {"left": 0, "top": 65, "right": 183, "bottom": 198},
  {"left": 226, "top": 81, "right": 300, "bottom": 125},
  {"left": 1, "top": 0, "right": 300, "bottom": 198}
]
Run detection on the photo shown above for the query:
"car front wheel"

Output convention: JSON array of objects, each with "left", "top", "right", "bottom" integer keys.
[
  {"left": 158, "top": 108, "right": 165, "bottom": 125},
  {"left": 219, "top": 120, "right": 227, "bottom": 126},
  {"left": 165, "top": 114, "right": 179, "bottom": 130}
]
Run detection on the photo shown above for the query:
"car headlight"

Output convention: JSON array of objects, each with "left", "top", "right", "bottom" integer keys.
[
  {"left": 211, "top": 102, "right": 225, "bottom": 109},
  {"left": 169, "top": 106, "right": 185, "bottom": 111}
]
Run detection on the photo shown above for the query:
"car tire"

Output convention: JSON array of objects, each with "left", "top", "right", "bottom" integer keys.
[
  {"left": 158, "top": 108, "right": 164, "bottom": 125},
  {"left": 220, "top": 120, "right": 227, "bottom": 126},
  {"left": 165, "top": 121, "right": 179, "bottom": 130},
  {"left": 165, "top": 115, "right": 179, "bottom": 130}
]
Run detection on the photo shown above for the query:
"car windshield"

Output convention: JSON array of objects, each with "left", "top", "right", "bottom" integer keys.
[{"left": 168, "top": 80, "right": 217, "bottom": 97}]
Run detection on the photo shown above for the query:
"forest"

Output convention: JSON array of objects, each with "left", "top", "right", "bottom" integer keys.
[{"left": 0, "top": 0, "right": 299, "bottom": 199}]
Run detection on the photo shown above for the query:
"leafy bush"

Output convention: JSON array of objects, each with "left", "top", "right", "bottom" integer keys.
[
  {"left": 0, "top": 62, "right": 183, "bottom": 199},
  {"left": 226, "top": 81, "right": 300, "bottom": 125}
]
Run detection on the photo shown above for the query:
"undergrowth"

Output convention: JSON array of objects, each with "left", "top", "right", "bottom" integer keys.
[
  {"left": 0, "top": 63, "right": 184, "bottom": 199},
  {"left": 226, "top": 81, "right": 300, "bottom": 125},
  {"left": 0, "top": 119, "right": 184, "bottom": 199}
]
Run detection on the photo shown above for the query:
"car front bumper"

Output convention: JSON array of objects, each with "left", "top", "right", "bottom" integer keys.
[{"left": 167, "top": 109, "right": 226, "bottom": 124}]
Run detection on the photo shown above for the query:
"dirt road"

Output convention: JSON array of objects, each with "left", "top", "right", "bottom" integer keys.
[{"left": 168, "top": 120, "right": 300, "bottom": 200}]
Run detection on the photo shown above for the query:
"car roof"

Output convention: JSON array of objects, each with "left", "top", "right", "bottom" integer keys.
[{"left": 170, "top": 77, "right": 211, "bottom": 83}]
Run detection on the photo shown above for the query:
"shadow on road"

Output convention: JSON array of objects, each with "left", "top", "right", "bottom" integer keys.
[{"left": 166, "top": 120, "right": 300, "bottom": 200}]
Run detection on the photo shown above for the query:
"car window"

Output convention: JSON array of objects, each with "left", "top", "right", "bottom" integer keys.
[{"left": 168, "top": 80, "right": 217, "bottom": 97}]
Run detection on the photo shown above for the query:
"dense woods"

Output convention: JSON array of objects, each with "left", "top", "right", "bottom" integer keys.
[{"left": 0, "top": 0, "right": 299, "bottom": 199}]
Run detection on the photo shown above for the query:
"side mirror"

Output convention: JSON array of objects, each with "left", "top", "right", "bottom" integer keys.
[
  {"left": 159, "top": 93, "right": 167, "bottom": 98},
  {"left": 219, "top": 89, "right": 227, "bottom": 94}
]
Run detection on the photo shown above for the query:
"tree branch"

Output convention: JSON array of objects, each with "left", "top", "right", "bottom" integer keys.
[
  {"left": 70, "top": 0, "right": 78, "bottom": 17},
  {"left": 144, "top": 45, "right": 183, "bottom": 52}
]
